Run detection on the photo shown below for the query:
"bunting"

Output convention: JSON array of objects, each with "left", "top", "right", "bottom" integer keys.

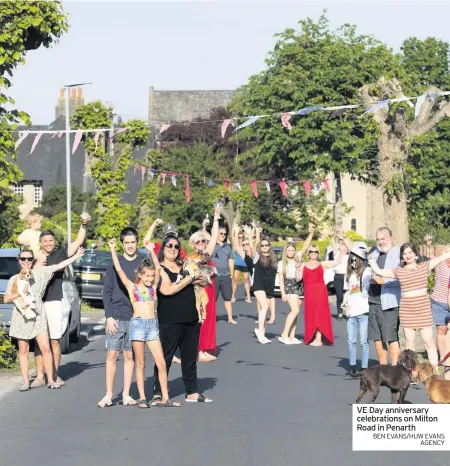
[
  {"left": 323, "top": 179, "right": 331, "bottom": 193},
  {"left": 281, "top": 113, "right": 292, "bottom": 130},
  {"left": 30, "top": 132, "right": 43, "bottom": 154},
  {"left": 161, "top": 172, "right": 167, "bottom": 184},
  {"left": 279, "top": 180, "right": 288, "bottom": 198},
  {"left": 221, "top": 119, "right": 233, "bottom": 138},
  {"left": 171, "top": 175, "right": 177, "bottom": 187},
  {"left": 72, "top": 130, "right": 83, "bottom": 155},
  {"left": 303, "top": 181, "right": 311, "bottom": 198},
  {"left": 15, "top": 131, "right": 29, "bottom": 150},
  {"left": 250, "top": 181, "right": 259, "bottom": 198}
]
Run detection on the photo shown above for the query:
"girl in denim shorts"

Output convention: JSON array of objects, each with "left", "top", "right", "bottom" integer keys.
[{"left": 108, "top": 239, "right": 180, "bottom": 409}]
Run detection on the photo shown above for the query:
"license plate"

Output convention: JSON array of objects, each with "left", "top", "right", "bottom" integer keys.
[{"left": 81, "top": 273, "right": 101, "bottom": 281}]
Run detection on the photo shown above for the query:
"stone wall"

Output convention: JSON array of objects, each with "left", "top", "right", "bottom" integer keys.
[{"left": 148, "top": 87, "right": 235, "bottom": 123}]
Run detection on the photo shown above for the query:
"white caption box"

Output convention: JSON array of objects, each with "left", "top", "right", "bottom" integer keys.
[{"left": 353, "top": 404, "right": 450, "bottom": 451}]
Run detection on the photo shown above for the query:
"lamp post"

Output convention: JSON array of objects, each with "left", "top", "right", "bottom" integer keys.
[{"left": 64, "top": 81, "right": 92, "bottom": 245}]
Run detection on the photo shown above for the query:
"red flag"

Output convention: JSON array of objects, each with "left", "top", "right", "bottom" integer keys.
[
  {"left": 161, "top": 172, "right": 167, "bottom": 184},
  {"left": 323, "top": 179, "right": 331, "bottom": 193},
  {"left": 281, "top": 113, "right": 292, "bottom": 131},
  {"left": 221, "top": 119, "right": 232, "bottom": 138},
  {"left": 250, "top": 181, "right": 259, "bottom": 198},
  {"left": 279, "top": 180, "right": 288, "bottom": 198},
  {"left": 185, "top": 176, "right": 191, "bottom": 204},
  {"left": 224, "top": 179, "right": 231, "bottom": 192},
  {"left": 303, "top": 181, "right": 311, "bottom": 198},
  {"left": 72, "top": 130, "right": 83, "bottom": 155},
  {"left": 30, "top": 132, "right": 43, "bottom": 154},
  {"left": 159, "top": 124, "right": 171, "bottom": 134}
]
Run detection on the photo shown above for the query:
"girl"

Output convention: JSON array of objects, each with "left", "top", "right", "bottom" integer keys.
[
  {"left": 297, "top": 239, "right": 342, "bottom": 346},
  {"left": 278, "top": 227, "right": 314, "bottom": 345},
  {"left": 369, "top": 243, "right": 450, "bottom": 371},
  {"left": 17, "top": 212, "right": 43, "bottom": 258},
  {"left": 4, "top": 246, "right": 85, "bottom": 390},
  {"left": 231, "top": 230, "right": 252, "bottom": 304},
  {"left": 107, "top": 239, "right": 180, "bottom": 408},
  {"left": 343, "top": 247, "right": 371, "bottom": 377}
]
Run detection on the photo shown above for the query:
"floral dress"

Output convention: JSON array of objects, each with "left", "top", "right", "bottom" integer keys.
[{"left": 5, "top": 267, "right": 54, "bottom": 340}]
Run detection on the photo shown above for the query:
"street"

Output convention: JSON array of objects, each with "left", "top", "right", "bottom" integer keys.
[{"left": 0, "top": 294, "right": 445, "bottom": 466}]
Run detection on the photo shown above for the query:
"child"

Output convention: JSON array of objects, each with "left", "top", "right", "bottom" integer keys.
[
  {"left": 17, "top": 212, "right": 43, "bottom": 257},
  {"left": 107, "top": 238, "right": 180, "bottom": 409},
  {"left": 343, "top": 247, "right": 371, "bottom": 378}
]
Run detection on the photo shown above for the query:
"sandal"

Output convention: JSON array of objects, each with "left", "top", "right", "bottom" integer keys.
[
  {"left": 56, "top": 377, "right": 65, "bottom": 386},
  {"left": 19, "top": 384, "right": 30, "bottom": 392},
  {"left": 122, "top": 395, "right": 137, "bottom": 406},
  {"left": 30, "top": 378, "right": 45, "bottom": 389},
  {"left": 97, "top": 395, "right": 113, "bottom": 408},
  {"left": 48, "top": 382, "right": 61, "bottom": 389},
  {"left": 185, "top": 394, "right": 213, "bottom": 403},
  {"left": 150, "top": 395, "right": 162, "bottom": 406},
  {"left": 155, "top": 398, "right": 181, "bottom": 407},
  {"left": 138, "top": 399, "right": 150, "bottom": 409}
]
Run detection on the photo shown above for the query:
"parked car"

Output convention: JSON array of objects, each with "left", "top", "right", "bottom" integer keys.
[
  {"left": 72, "top": 249, "right": 113, "bottom": 303},
  {"left": 0, "top": 248, "right": 81, "bottom": 354}
]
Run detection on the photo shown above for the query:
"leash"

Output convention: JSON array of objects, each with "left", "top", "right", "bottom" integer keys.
[{"left": 438, "top": 351, "right": 450, "bottom": 366}]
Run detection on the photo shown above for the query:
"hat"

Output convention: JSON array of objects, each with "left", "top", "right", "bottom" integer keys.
[
  {"left": 163, "top": 224, "right": 178, "bottom": 238},
  {"left": 350, "top": 246, "right": 367, "bottom": 260}
]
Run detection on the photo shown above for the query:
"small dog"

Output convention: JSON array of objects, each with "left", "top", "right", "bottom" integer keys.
[
  {"left": 412, "top": 362, "right": 450, "bottom": 404},
  {"left": 355, "top": 349, "right": 419, "bottom": 404}
]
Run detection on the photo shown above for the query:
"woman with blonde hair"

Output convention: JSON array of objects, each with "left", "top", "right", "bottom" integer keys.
[{"left": 278, "top": 226, "right": 314, "bottom": 345}]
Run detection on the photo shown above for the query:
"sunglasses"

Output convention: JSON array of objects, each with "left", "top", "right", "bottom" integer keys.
[
  {"left": 165, "top": 243, "right": 180, "bottom": 250},
  {"left": 261, "top": 243, "right": 270, "bottom": 247},
  {"left": 19, "top": 257, "right": 33, "bottom": 262},
  {"left": 194, "top": 239, "right": 206, "bottom": 245},
  {"left": 350, "top": 257, "right": 357, "bottom": 262},
  {"left": 308, "top": 251, "right": 319, "bottom": 255}
]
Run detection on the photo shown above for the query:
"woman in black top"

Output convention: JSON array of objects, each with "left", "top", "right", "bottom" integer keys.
[{"left": 152, "top": 234, "right": 213, "bottom": 404}]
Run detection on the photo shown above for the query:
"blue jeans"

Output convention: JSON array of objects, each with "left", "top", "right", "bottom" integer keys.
[{"left": 347, "top": 314, "right": 369, "bottom": 368}]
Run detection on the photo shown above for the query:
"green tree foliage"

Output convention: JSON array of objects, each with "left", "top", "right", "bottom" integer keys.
[
  {"left": 71, "top": 101, "right": 151, "bottom": 242},
  {"left": 0, "top": 190, "right": 21, "bottom": 246},
  {"left": 0, "top": 329, "right": 17, "bottom": 369},
  {"left": 229, "top": 14, "right": 400, "bottom": 184},
  {"left": 0, "top": 1, "right": 68, "bottom": 196}
]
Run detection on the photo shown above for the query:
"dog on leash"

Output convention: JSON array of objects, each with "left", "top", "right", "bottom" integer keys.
[
  {"left": 355, "top": 349, "right": 419, "bottom": 404},
  {"left": 412, "top": 362, "right": 450, "bottom": 404}
]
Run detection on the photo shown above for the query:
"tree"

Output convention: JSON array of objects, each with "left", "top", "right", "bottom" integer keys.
[
  {"left": 0, "top": 190, "right": 21, "bottom": 247},
  {"left": 71, "top": 101, "right": 151, "bottom": 244},
  {"left": 0, "top": 1, "right": 68, "bottom": 198}
]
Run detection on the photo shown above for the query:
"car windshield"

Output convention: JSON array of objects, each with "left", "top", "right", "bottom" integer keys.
[
  {"left": 0, "top": 257, "right": 20, "bottom": 280},
  {"left": 74, "top": 251, "right": 112, "bottom": 267}
]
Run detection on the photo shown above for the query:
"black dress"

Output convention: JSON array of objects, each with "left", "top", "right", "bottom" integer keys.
[{"left": 244, "top": 252, "right": 277, "bottom": 298}]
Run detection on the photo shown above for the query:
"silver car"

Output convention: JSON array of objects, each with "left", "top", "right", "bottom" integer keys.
[{"left": 0, "top": 248, "right": 81, "bottom": 354}]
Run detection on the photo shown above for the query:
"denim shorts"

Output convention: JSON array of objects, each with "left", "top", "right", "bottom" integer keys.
[
  {"left": 129, "top": 317, "right": 160, "bottom": 342},
  {"left": 431, "top": 299, "right": 450, "bottom": 326},
  {"left": 105, "top": 319, "right": 133, "bottom": 352}
]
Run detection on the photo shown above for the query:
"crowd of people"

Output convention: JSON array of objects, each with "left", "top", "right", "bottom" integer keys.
[{"left": 5, "top": 207, "right": 450, "bottom": 405}]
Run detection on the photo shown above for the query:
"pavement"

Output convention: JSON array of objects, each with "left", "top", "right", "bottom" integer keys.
[{"left": 0, "top": 293, "right": 447, "bottom": 466}]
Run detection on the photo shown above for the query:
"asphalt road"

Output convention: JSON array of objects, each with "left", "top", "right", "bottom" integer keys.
[{"left": 0, "top": 293, "right": 446, "bottom": 466}]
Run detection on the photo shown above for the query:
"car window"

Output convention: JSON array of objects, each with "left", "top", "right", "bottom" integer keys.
[
  {"left": 274, "top": 249, "right": 283, "bottom": 261},
  {"left": 0, "top": 257, "right": 20, "bottom": 280},
  {"left": 74, "top": 251, "right": 113, "bottom": 267}
]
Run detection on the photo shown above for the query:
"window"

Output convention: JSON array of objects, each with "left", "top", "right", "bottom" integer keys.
[
  {"left": 33, "top": 183, "right": 43, "bottom": 206},
  {"left": 351, "top": 218, "right": 357, "bottom": 231},
  {"left": 12, "top": 184, "right": 24, "bottom": 197}
]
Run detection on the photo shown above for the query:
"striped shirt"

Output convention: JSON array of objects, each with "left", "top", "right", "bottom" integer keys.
[{"left": 431, "top": 262, "right": 450, "bottom": 303}]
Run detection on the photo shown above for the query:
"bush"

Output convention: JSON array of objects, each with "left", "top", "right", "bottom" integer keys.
[{"left": 0, "top": 327, "right": 18, "bottom": 369}]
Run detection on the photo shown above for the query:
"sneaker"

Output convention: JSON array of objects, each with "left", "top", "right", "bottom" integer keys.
[
  {"left": 292, "top": 338, "right": 303, "bottom": 345},
  {"left": 278, "top": 336, "right": 292, "bottom": 345}
]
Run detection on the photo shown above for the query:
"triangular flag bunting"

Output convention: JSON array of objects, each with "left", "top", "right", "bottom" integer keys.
[
  {"left": 161, "top": 172, "right": 167, "bottom": 184},
  {"left": 234, "top": 116, "right": 261, "bottom": 132},
  {"left": 208, "top": 178, "right": 214, "bottom": 187},
  {"left": 15, "top": 131, "right": 30, "bottom": 150},
  {"left": 149, "top": 169, "right": 155, "bottom": 179},
  {"left": 30, "top": 132, "right": 43, "bottom": 154},
  {"left": 72, "top": 130, "right": 83, "bottom": 155},
  {"left": 279, "top": 180, "right": 288, "bottom": 198},
  {"left": 159, "top": 124, "right": 171, "bottom": 134},
  {"left": 265, "top": 182, "right": 271, "bottom": 192},
  {"left": 250, "top": 181, "right": 259, "bottom": 198},
  {"left": 224, "top": 179, "right": 231, "bottom": 192},
  {"left": 221, "top": 119, "right": 232, "bottom": 138},
  {"left": 235, "top": 181, "right": 241, "bottom": 191},
  {"left": 171, "top": 175, "right": 177, "bottom": 187},
  {"left": 323, "top": 179, "right": 331, "bottom": 193},
  {"left": 281, "top": 113, "right": 292, "bottom": 130},
  {"left": 303, "top": 181, "right": 311, "bottom": 198}
]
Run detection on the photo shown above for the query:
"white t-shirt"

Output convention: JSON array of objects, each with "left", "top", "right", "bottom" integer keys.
[
  {"left": 344, "top": 269, "right": 371, "bottom": 317},
  {"left": 277, "top": 260, "right": 297, "bottom": 280}
]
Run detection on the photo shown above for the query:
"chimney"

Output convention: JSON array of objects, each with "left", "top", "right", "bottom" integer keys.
[{"left": 77, "top": 88, "right": 82, "bottom": 98}]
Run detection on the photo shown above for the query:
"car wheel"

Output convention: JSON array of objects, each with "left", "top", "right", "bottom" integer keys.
[
  {"left": 60, "top": 324, "right": 70, "bottom": 354},
  {"left": 70, "top": 315, "right": 81, "bottom": 343}
]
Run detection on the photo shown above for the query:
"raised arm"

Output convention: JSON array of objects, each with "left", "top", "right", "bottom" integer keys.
[
  {"left": 322, "top": 249, "right": 344, "bottom": 270},
  {"left": 145, "top": 242, "right": 161, "bottom": 285},
  {"left": 205, "top": 207, "right": 221, "bottom": 256},
  {"left": 50, "top": 247, "right": 85, "bottom": 273},
  {"left": 68, "top": 214, "right": 91, "bottom": 257},
  {"left": 17, "top": 230, "right": 30, "bottom": 247},
  {"left": 428, "top": 249, "right": 450, "bottom": 271},
  {"left": 368, "top": 257, "right": 396, "bottom": 279},
  {"left": 143, "top": 218, "right": 164, "bottom": 246},
  {"left": 107, "top": 239, "right": 133, "bottom": 289},
  {"left": 298, "top": 225, "right": 314, "bottom": 259}
]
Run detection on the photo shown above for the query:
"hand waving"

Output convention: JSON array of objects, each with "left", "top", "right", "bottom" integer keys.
[{"left": 108, "top": 239, "right": 116, "bottom": 250}]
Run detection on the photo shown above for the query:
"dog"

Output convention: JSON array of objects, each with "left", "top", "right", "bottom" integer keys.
[
  {"left": 355, "top": 349, "right": 419, "bottom": 404},
  {"left": 412, "top": 362, "right": 450, "bottom": 404}
]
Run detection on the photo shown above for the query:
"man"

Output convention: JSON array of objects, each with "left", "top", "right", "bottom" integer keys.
[
  {"left": 33, "top": 215, "right": 90, "bottom": 387},
  {"left": 368, "top": 227, "right": 402, "bottom": 366},
  {"left": 98, "top": 227, "right": 143, "bottom": 407},
  {"left": 213, "top": 226, "right": 237, "bottom": 324}
]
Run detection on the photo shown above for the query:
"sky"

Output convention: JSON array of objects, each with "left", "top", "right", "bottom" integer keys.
[{"left": 9, "top": 0, "right": 450, "bottom": 124}]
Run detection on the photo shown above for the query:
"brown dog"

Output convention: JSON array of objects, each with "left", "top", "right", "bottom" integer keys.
[{"left": 412, "top": 362, "right": 450, "bottom": 404}]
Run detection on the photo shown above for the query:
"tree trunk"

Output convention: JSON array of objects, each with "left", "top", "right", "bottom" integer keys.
[{"left": 378, "top": 133, "right": 410, "bottom": 245}]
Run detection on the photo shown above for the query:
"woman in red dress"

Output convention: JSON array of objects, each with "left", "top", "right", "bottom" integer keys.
[{"left": 298, "top": 242, "right": 343, "bottom": 346}]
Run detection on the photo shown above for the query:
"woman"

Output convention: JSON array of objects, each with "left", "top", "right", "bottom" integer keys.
[
  {"left": 297, "top": 240, "right": 342, "bottom": 346},
  {"left": 369, "top": 243, "right": 450, "bottom": 370},
  {"left": 332, "top": 234, "right": 350, "bottom": 320},
  {"left": 343, "top": 247, "right": 371, "bottom": 377},
  {"left": 235, "top": 225, "right": 278, "bottom": 344},
  {"left": 278, "top": 227, "right": 314, "bottom": 345},
  {"left": 151, "top": 234, "right": 213, "bottom": 404},
  {"left": 189, "top": 207, "right": 221, "bottom": 362},
  {"left": 4, "top": 246, "right": 85, "bottom": 390},
  {"left": 431, "top": 257, "right": 450, "bottom": 360},
  {"left": 231, "top": 230, "right": 251, "bottom": 304}
]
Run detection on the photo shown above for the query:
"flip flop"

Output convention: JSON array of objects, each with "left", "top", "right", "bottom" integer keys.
[
  {"left": 30, "top": 378, "right": 45, "bottom": 389},
  {"left": 47, "top": 382, "right": 61, "bottom": 390},
  {"left": 154, "top": 398, "right": 181, "bottom": 407},
  {"left": 19, "top": 384, "right": 30, "bottom": 392},
  {"left": 185, "top": 394, "right": 213, "bottom": 403},
  {"left": 138, "top": 399, "right": 150, "bottom": 409}
]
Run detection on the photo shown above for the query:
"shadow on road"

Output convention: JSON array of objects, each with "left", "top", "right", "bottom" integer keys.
[{"left": 59, "top": 360, "right": 105, "bottom": 382}]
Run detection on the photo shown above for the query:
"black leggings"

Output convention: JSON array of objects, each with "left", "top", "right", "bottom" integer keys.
[
  {"left": 334, "top": 273, "right": 345, "bottom": 316},
  {"left": 153, "top": 321, "right": 200, "bottom": 396}
]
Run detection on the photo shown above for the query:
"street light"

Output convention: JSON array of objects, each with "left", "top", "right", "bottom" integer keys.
[{"left": 64, "top": 81, "right": 92, "bottom": 245}]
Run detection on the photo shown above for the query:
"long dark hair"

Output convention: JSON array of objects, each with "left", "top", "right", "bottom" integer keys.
[
  {"left": 346, "top": 254, "right": 366, "bottom": 282},
  {"left": 257, "top": 236, "right": 278, "bottom": 269},
  {"left": 157, "top": 234, "right": 183, "bottom": 266},
  {"left": 399, "top": 243, "right": 422, "bottom": 267}
]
